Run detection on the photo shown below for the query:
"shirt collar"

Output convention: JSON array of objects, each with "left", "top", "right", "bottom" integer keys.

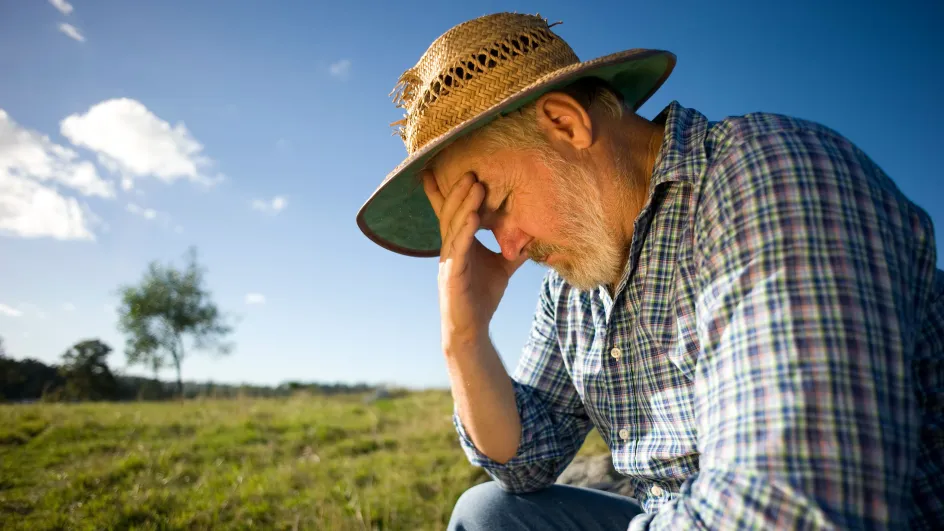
[
  {"left": 598, "top": 102, "right": 709, "bottom": 301},
  {"left": 647, "top": 101, "right": 710, "bottom": 191}
]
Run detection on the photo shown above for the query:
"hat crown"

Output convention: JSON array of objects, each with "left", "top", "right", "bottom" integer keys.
[{"left": 390, "top": 13, "right": 580, "bottom": 154}]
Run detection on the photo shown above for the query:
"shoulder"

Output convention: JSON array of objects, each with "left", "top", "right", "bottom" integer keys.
[
  {"left": 698, "top": 109, "right": 886, "bottom": 212},
  {"left": 706, "top": 109, "right": 851, "bottom": 156},
  {"left": 704, "top": 109, "right": 870, "bottom": 188},
  {"left": 693, "top": 109, "right": 936, "bottom": 270}
]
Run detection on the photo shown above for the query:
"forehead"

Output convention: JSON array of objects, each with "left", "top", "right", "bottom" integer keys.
[{"left": 429, "top": 135, "right": 525, "bottom": 197}]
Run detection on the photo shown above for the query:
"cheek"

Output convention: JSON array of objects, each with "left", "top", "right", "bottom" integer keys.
[{"left": 511, "top": 189, "right": 563, "bottom": 238}]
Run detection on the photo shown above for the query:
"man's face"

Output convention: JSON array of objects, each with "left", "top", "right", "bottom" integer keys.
[{"left": 430, "top": 135, "right": 626, "bottom": 290}]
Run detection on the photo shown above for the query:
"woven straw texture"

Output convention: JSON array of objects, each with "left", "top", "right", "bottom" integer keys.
[{"left": 391, "top": 13, "right": 579, "bottom": 155}]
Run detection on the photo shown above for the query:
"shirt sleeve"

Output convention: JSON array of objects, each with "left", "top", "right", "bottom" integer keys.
[
  {"left": 633, "top": 129, "right": 925, "bottom": 530},
  {"left": 454, "top": 271, "right": 594, "bottom": 492}
]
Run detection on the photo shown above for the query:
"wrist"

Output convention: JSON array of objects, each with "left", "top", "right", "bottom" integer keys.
[{"left": 442, "top": 328, "right": 490, "bottom": 357}]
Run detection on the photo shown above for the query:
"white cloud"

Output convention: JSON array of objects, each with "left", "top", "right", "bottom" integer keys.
[
  {"left": 329, "top": 59, "right": 351, "bottom": 79},
  {"left": 0, "top": 172, "right": 97, "bottom": 240},
  {"left": 245, "top": 293, "right": 266, "bottom": 305},
  {"left": 62, "top": 302, "right": 76, "bottom": 312},
  {"left": 58, "top": 23, "right": 85, "bottom": 43},
  {"left": 0, "top": 110, "right": 113, "bottom": 198},
  {"left": 0, "top": 303, "right": 23, "bottom": 317},
  {"left": 126, "top": 202, "right": 157, "bottom": 220},
  {"left": 251, "top": 195, "right": 287, "bottom": 215},
  {"left": 0, "top": 109, "right": 110, "bottom": 241},
  {"left": 60, "top": 98, "right": 222, "bottom": 189},
  {"left": 49, "top": 0, "right": 73, "bottom": 15}
]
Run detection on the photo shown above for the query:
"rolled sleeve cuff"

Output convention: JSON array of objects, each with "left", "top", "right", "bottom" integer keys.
[{"left": 453, "top": 380, "right": 569, "bottom": 492}]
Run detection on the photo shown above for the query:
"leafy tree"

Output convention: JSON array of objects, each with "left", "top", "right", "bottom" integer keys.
[
  {"left": 117, "top": 247, "right": 233, "bottom": 397},
  {"left": 58, "top": 339, "right": 118, "bottom": 401},
  {"left": 0, "top": 337, "right": 65, "bottom": 402},
  {"left": 0, "top": 336, "right": 16, "bottom": 400}
]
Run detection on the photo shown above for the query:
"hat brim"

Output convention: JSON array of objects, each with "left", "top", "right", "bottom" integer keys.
[{"left": 356, "top": 48, "right": 676, "bottom": 257}]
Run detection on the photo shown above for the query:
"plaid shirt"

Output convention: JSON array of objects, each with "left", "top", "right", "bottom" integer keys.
[{"left": 454, "top": 101, "right": 944, "bottom": 530}]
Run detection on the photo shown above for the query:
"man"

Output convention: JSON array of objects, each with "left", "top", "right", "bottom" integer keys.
[{"left": 356, "top": 12, "right": 944, "bottom": 531}]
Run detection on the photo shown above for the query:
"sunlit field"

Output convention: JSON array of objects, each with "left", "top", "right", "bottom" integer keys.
[{"left": 0, "top": 390, "right": 608, "bottom": 530}]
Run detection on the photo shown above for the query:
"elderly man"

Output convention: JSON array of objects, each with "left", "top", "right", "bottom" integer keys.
[{"left": 356, "top": 12, "right": 944, "bottom": 531}]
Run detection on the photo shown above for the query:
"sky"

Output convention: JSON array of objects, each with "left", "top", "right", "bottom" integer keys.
[{"left": 0, "top": 0, "right": 942, "bottom": 389}]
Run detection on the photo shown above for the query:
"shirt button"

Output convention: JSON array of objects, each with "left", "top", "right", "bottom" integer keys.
[
  {"left": 650, "top": 485, "right": 664, "bottom": 497},
  {"left": 618, "top": 428, "right": 629, "bottom": 440},
  {"left": 610, "top": 347, "right": 622, "bottom": 359}
]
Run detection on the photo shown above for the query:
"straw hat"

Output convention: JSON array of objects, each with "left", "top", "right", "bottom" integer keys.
[{"left": 356, "top": 12, "right": 675, "bottom": 257}]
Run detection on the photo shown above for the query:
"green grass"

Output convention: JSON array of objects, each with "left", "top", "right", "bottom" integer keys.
[{"left": 0, "top": 390, "right": 608, "bottom": 530}]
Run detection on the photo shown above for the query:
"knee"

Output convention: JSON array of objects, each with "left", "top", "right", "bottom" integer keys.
[{"left": 447, "top": 481, "right": 522, "bottom": 531}]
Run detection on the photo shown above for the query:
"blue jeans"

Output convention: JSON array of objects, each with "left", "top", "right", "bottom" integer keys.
[{"left": 447, "top": 481, "right": 644, "bottom": 530}]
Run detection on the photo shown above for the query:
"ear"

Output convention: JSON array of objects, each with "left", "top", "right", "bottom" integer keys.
[{"left": 534, "top": 92, "right": 594, "bottom": 153}]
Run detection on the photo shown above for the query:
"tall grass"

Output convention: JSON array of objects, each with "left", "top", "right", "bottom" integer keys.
[{"left": 0, "top": 390, "right": 607, "bottom": 529}]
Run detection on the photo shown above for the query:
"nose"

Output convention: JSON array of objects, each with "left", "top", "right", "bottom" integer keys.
[{"left": 493, "top": 219, "right": 531, "bottom": 261}]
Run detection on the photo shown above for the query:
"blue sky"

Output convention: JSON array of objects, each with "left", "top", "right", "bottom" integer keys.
[{"left": 1, "top": 0, "right": 941, "bottom": 389}]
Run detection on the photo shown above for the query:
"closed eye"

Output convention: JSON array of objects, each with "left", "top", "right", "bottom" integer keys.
[{"left": 480, "top": 194, "right": 508, "bottom": 230}]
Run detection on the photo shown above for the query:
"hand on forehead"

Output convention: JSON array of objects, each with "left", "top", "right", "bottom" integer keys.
[{"left": 429, "top": 141, "right": 484, "bottom": 195}]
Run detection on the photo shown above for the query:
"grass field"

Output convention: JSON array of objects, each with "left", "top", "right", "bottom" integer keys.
[{"left": 0, "top": 390, "right": 608, "bottom": 530}]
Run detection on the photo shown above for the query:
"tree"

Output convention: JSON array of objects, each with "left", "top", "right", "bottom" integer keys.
[
  {"left": 58, "top": 339, "right": 118, "bottom": 401},
  {"left": 117, "top": 247, "right": 233, "bottom": 397},
  {"left": 0, "top": 338, "right": 66, "bottom": 402},
  {"left": 0, "top": 336, "right": 15, "bottom": 401}
]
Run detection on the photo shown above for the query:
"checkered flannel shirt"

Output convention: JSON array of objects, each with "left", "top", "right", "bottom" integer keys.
[{"left": 454, "top": 101, "right": 944, "bottom": 530}]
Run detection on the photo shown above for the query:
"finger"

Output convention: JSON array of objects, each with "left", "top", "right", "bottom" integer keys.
[
  {"left": 438, "top": 173, "right": 476, "bottom": 236},
  {"left": 421, "top": 170, "right": 444, "bottom": 217},
  {"left": 440, "top": 180, "right": 482, "bottom": 262},
  {"left": 445, "top": 211, "right": 480, "bottom": 273},
  {"left": 445, "top": 181, "right": 483, "bottom": 247}
]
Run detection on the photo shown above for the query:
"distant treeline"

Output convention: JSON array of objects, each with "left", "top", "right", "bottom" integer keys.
[
  {"left": 1, "top": 249, "right": 394, "bottom": 403},
  {"left": 0, "top": 354, "right": 377, "bottom": 403}
]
